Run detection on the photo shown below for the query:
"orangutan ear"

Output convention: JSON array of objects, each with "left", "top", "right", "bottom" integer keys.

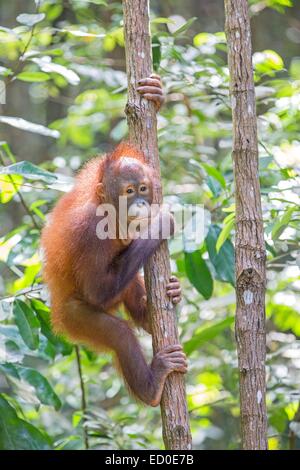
[{"left": 96, "top": 183, "right": 104, "bottom": 200}]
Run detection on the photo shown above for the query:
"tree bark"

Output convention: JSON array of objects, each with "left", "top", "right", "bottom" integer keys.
[
  {"left": 224, "top": 0, "right": 268, "bottom": 450},
  {"left": 122, "top": 0, "right": 192, "bottom": 450}
]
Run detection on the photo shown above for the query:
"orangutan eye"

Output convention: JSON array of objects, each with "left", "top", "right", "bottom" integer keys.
[
  {"left": 140, "top": 185, "right": 147, "bottom": 192},
  {"left": 126, "top": 188, "right": 134, "bottom": 194}
]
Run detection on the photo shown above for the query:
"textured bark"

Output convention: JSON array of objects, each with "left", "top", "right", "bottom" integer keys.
[
  {"left": 122, "top": 0, "right": 192, "bottom": 450},
  {"left": 224, "top": 0, "right": 268, "bottom": 450}
]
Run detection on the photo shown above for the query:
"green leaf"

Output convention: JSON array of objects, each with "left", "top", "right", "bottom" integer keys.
[
  {"left": 16, "top": 71, "right": 50, "bottom": 82},
  {"left": 56, "top": 28, "right": 105, "bottom": 39},
  {"left": 13, "top": 300, "right": 40, "bottom": 350},
  {"left": 152, "top": 35, "right": 161, "bottom": 72},
  {"left": 31, "top": 58, "right": 80, "bottom": 86},
  {"left": 206, "top": 224, "right": 235, "bottom": 286},
  {"left": 16, "top": 13, "right": 45, "bottom": 27},
  {"left": 13, "top": 264, "right": 41, "bottom": 292},
  {"left": 0, "top": 116, "right": 60, "bottom": 138},
  {"left": 0, "top": 394, "right": 51, "bottom": 450},
  {"left": 184, "top": 251, "right": 213, "bottom": 300},
  {"left": 0, "top": 66, "right": 13, "bottom": 77},
  {"left": 55, "top": 435, "right": 82, "bottom": 450},
  {"left": 222, "top": 204, "right": 235, "bottom": 213},
  {"left": 201, "top": 163, "right": 226, "bottom": 189},
  {"left": 193, "top": 32, "right": 226, "bottom": 47},
  {"left": 0, "top": 364, "right": 61, "bottom": 410},
  {"left": 269, "top": 407, "right": 289, "bottom": 434},
  {"left": 194, "top": 32, "right": 211, "bottom": 47},
  {"left": 84, "top": 0, "right": 107, "bottom": 4},
  {"left": 0, "top": 174, "right": 23, "bottom": 203},
  {"left": 290, "top": 58, "right": 300, "bottom": 80},
  {"left": 0, "top": 161, "right": 57, "bottom": 183},
  {"left": 206, "top": 175, "right": 221, "bottom": 197},
  {"left": 269, "top": 303, "right": 300, "bottom": 336},
  {"left": 151, "top": 17, "right": 175, "bottom": 24},
  {"left": 173, "top": 17, "right": 197, "bottom": 36},
  {"left": 29, "top": 200, "right": 47, "bottom": 221},
  {"left": 254, "top": 50, "right": 284, "bottom": 76},
  {"left": 185, "top": 316, "right": 234, "bottom": 355},
  {"left": 271, "top": 206, "right": 295, "bottom": 241},
  {"left": 31, "top": 299, "right": 73, "bottom": 356},
  {"left": 216, "top": 216, "right": 235, "bottom": 253},
  {"left": 0, "top": 140, "right": 16, "bottom": 163}
]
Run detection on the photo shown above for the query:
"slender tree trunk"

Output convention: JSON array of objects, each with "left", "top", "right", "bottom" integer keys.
[
  {"left": 224, "top": 0, "right": 268, "bottom": 450},
  {"left": 122, "top": 0, "right": 192, "bottom": 450}
]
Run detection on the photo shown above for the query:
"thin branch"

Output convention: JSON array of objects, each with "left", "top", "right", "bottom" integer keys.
[
  {"left": 75, "top": 345, "right": 89, "bottom": 450},
  {"left": 7, "top": 1, "right": 41, "bottom": 84},
  {"left": 0, "top": 177, "right": 49, "bottom": 191},
  {"left": 0, "top": 285, "right": 44, "bottom": 301}
]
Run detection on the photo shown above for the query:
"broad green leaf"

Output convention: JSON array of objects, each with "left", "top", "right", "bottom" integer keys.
[
  {"left": 151, "top": 17, "right": 175, "bottom": 24},
  {"left": 185, "top": 316, "right": 234, "bottom": 355},
  {"left": 222, "top": 204, "right": 235, "bottom": 213},
  {"left": 16, "top": 71, "right": 50, "bottom": 82},
  {"left": 194, "top": 32, "right": 211, "bottom": 47},
  {"left": 173, "top": 17, "right": 197, "bottom": 36},
  {"left": 29, "top": 200, "right": 46, "bottom": 221},
  {"left": 0, "top": 394, "right": 51, "bottom": 450},
  {"left": 0, "top": 116, "right": 60, "bottom": 138},
  {"left": 16, "top": 13, "right": 45, "bottom": 27},
  {"left": 223, "top": 212, "right": 235, "bottom": 224},
  {"left": 31, "top": 299, "right": 73, "bottom": 356},
  {"left": 152, "top": 35, "right": 161, "bottom": 72},
  {"left": 269, "top": 407, "right": 289, "bottom": 434},
  {"left": 269, "top": 303, "right": 300, "bottom": 336},
  {"left": 0, "top": 161, "right": 57, "bottom": 183},
  {"left": 31, "top": 57, "right": 80, "bottom": 85},
  {"left": 206, "top": 224, "right": 235, "bottom": 286},
  {"left": 253, "top": 50, "right": 284, "bottom": 76},
  {"left": 0, "top": 66, "right": 13, "bottom": 77},
  {"left": 216, "top": 216, "right": 235, "bottom": 253},
  {"left": 0, "top": 339, "right": 24, "bottom": 364},
  {"left": 271, "top": 206, "right": 295, "bottom": 240},
  {"left": 83, "top": 0, "right": 107, "bottom": 4},
  {"left": 0, "top": 174, "right": 23, "bottom": 203},
  {"left": 13, "top": 264, "right": 41, "bottom": 292},
  {"left": 56, "top": 28, "right": 105, "bottom": 38},
  {"left": 193, "top": 32, "right": 226, "bottom": 47},
  {"left": 202, "top": 163, "right": 226, "bottom": 189},
  {"left": 185, "top": 251, "right": 213, "bottom": 300},
  {"left": 290, "top": 57, "right": 300, "bottom": 80},
  {"left": 0, "top": 141, "right": 16, "bottom": 163},
  {"left": 13, "top": 300, "right": 40, "bottom": 350},
  {"left": 251, "top": 0, "right": 292, "bottom": 12},
  {"left": 207, "top": 175, "right": 221, "bottom": 197},
  {"left": 0, "top": 363, "right": 61, "bottom": 410},
  {"left": 55, "top": 435, "right": 83, "bottom": 450}
]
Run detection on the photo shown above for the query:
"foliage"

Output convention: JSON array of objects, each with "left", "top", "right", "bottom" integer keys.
[{"left": 0, "top": 0, "right": 299, "bottom": 450}]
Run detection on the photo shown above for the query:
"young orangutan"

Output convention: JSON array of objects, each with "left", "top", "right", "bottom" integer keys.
[{"left": 41, "top": 75, "right": 187, "bottom": 406}]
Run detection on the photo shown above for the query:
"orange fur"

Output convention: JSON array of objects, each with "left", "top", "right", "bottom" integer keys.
[
  {"left": 40, "top": 142, "right": 183, "bottom": 406},
  {"left": 41, "top": 142, "right": 146, "bottom": 334}
]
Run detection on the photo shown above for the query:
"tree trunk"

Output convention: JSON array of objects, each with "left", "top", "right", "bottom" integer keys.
[
  {"left": 224, "top": 0, "right": 268, "bottom": 450},
  {"left": 122, "top": 0, "right": 192, "bottom": 450}
]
